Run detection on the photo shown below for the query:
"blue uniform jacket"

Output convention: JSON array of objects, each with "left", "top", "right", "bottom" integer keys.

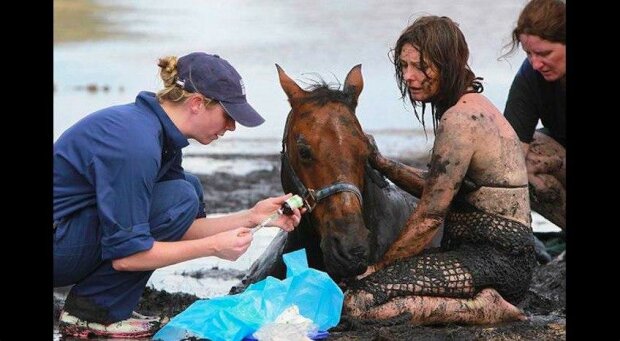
[{"left": 53, "top": 91, "right": 189, "bottom": 260}]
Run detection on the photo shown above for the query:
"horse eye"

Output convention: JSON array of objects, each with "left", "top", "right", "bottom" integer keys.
[{"left": 298, "top": 145, "right": 313, "bottom": 161}]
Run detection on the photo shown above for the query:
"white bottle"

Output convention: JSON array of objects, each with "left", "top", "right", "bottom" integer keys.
[{"left": 251, "top": 195, "right": 304, "bottom": 234}]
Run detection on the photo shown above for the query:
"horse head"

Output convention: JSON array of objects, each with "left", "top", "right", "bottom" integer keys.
[
  {"left": 277, "top": 64, "right": 371, "bottom": 278},
  {"left": 228, "top": 65, "right": 419, "bottom": 294}
]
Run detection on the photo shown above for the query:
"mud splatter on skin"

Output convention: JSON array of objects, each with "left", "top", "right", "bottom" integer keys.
[
  {"left": 428, "top": 153, "right": 450, "bottom": 177},
  {"left": 529, "top": 179, "right": 564, "bottom": 229},
  {"left": 510, "top": 202, "right": 519, "bottom": 216},
  {"left": 350, "top": 289, "right": 526, "bottom": 326},
  {"left": 522, "top": 132, "right": 565, "bottom": 229}
]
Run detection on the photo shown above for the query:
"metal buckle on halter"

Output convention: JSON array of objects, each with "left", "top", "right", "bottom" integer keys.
[{"left": 303, "top": 189, "right": 318, "bottom": 212}]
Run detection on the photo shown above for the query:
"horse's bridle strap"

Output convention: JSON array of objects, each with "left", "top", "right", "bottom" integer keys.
[
  {"left": 281, "top": 151, "right": 363, "bottom": 213},
  {"left": 314, "top": 182, "right": 363, "bottom": 207}
]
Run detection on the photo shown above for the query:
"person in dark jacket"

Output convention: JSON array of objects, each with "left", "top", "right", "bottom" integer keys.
[{"left": 503, "top": 0, "right": 566, "bottom": 230}]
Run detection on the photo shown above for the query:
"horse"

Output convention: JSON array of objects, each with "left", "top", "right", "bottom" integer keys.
[{"left": 230, "top": 64, "right": 419, "bottom": 293}]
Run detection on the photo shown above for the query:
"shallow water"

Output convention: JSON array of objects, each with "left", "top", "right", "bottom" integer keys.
[{"left": 54, "top": 0, "right": 528, "bottom": 158}]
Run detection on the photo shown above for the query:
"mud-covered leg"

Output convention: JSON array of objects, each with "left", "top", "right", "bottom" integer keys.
[
  {"left": 344, "top": 252, "right": 476, "bottom": 318},
  {"left": 529, "top": 175, "right": 565, "bottom": 229},
  {"left": 345, "top": 288, "right": 525, "bottom": 325},
  {"left": 344, "top": 235, "right": 532, "bottom": 325},
  {"left": 526, "top": 132, "right": 566, "bottom": 229}
]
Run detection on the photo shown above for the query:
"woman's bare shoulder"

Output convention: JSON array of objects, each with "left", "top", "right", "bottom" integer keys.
[{"left": 442, "top": 94, "right": 501, "bottom": 126}]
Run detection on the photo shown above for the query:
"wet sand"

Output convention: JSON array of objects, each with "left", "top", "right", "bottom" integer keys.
[{"left": 53, "top": 154, "right": 566, "bottom": 340}]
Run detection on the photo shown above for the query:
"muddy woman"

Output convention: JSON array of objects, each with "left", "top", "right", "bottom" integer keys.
[{"left": 343, "top": 16, "right": 537, "bottom": 325}]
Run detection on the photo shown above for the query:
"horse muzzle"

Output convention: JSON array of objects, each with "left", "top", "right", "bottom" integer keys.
[{"left": 319, "top": 222, "right": 370, "bottom": 278}]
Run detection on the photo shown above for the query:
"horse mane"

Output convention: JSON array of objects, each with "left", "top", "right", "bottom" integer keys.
[{"left": 294, "top": 79, "right": 358, "bottom": 111}]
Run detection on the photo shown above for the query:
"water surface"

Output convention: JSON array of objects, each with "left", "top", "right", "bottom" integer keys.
[{"left": 54, "top": 0, "right": 528, "bottom": 160}]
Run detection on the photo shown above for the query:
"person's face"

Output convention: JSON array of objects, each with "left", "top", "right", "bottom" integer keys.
[
  {"left": 519, "top": 34, "right": 566, "bottom": 81},
  {"left": 191, "top": 97, "right": 236, "bottom": 145},
  {"left": 399, "top": 43, "right": 439, "bottom": 102}
]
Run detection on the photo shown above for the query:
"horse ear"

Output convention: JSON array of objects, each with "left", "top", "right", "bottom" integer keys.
[
  {"left": 344, "top": 64, "right": 364, "bottom": 107},
  {"left": 276, "top": 64, "right": 304, "bottom": 100}
]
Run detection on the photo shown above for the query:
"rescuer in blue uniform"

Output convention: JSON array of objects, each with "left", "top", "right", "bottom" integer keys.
[{"left": 54, "top": 52, "right": 304, "bottom": 338}]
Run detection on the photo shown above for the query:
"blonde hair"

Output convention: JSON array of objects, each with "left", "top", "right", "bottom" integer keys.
[{"left": 156, "top": 56, "right": 216, "bottom": 107}]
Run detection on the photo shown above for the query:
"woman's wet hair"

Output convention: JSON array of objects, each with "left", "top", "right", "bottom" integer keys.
[
  {"left": 503, "top": 0, "right": 566, "bottom": 57},
  {"left": 390, "top": 16, "right": 482, "bottom": 135},
  {"left": 156, "top": 56, "right": 215, "bottom": 106}
]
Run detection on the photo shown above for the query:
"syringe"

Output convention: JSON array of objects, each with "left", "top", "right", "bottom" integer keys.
[{"left": 251, "top": 195, "right": 304, "bottom": 234}]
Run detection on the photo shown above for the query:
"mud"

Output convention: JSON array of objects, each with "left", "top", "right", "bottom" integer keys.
[
  {"left": 197, "top": 154, "right": 428, "bottom": 214},
  {"left": 199, "top": 167, "right": 282, "bottom": 214},
  {"left": 329, "top": 259, "right": 566, "bottom": 340},
  {"left": 53, "top": 154, "right": 566, "bottom": 340},
  {"left": 54, "top": 261, "right": 566, "bottom": 340}
]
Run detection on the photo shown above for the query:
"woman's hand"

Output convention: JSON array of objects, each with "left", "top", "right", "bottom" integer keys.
[
  {"left": 356, "top": 264, "right": 378, "bottom": 280},
  {"left": 210, "top": 227, "right": 253, "bottom": 261},
  {"left": 250, "top": 193, "right": 306, "bottom": 232},
  {"left": 365, "top": 133, "right": 383, "bottom": 167}
]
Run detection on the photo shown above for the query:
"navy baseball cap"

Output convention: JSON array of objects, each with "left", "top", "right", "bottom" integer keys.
[{"left": 176, "top": 52, "right": 265, "bottom": 127}]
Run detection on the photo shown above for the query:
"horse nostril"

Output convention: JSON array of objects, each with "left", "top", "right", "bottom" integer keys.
[
  {"left": 348, "top": 245, "right": 368, "bottom": 262},
  {"left": 324, "top": 236, "right": 368, "bottom": 264}
]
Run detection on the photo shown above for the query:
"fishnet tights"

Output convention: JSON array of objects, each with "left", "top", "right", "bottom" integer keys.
[
  {"left": 352, "top": 249, "right": 475, "bottom": 306},
  {"left": 351, "top": 201, "right": 536, "bottom": 306}
]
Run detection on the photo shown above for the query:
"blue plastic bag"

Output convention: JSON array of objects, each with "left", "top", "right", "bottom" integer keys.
[{"left": 153, "top": 249, "right": 344, "bottom": 341}]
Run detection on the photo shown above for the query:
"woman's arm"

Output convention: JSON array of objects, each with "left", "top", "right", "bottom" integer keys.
[
  {"left": 112, "top": 227, "right": 253, "bottom": 271},
  {"left": 372, "top": 109, "right": 477, "bottom": 270},
  {"left": 366, "top": 134, "right": 427, "bottom": 197},
  {"left": 181, "top": 193, "right": 303, "bottom": 240},
  {"left": 114, "top": 193, "right": 305, "bottom": 271}
]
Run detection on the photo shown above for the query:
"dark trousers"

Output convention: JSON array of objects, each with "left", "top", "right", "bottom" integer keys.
[{"left": 54, "top": 173, "right": 205, "bottom": 323}]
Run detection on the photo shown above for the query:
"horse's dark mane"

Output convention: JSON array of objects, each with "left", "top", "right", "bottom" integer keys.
[{"left": 295, "top": 79, "right": 357, "bottom": 111}]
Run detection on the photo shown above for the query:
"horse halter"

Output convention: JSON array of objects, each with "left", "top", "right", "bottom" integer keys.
[{"left": 281, "top": 111, "right": 363, "bottom": 213}]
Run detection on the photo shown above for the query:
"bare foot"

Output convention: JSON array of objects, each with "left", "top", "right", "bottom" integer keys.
[
  {"left": 457, "top": 288, "right": 527, "bottom": 324},
  {"left": 347, "top": 288, "right": 526, "bottom": 325}
]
